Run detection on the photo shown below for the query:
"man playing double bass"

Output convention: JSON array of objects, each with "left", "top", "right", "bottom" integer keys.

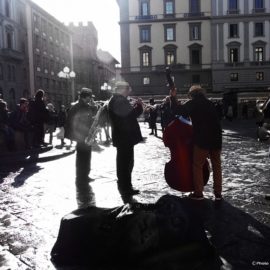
[{"left": 169, "top": 85, "right": 223, "bottom": 201}]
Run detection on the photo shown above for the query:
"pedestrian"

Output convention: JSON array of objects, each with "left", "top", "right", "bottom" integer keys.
[
  {"left": 214, "top": 100, "right": 223, "bottom": 120},
  {"left": 9, "top": 98, "right": 32, "bottom": 149},
  {"left": 108, "top": 81, "right": 143, "bottom": 196},
  {"left": 147, "top": 98, "right": 158, "bottom": 136},
  {"left": 255, "top": 100, "right": 264, "bottom": 127},
  {"left": 29, "top": 89, "right": 49, "bottom": 147},
  {"left": 255, "top": 97, "right": 270, "bottom": 141},
  {"left": 65, "top": 88, "right": 96, "bottom": 182},
  {"left": 0, "top": 99, "right": 14, "bottom": 151},
  {"left": 98, "top": 101, "right": 111, "bottom": 144},
  {"left": 263, "top": 97, "right": 270, "bottom": 127},
  {"left": 226, "top": 105, "right": 233, "bottom": 122},
  {"left": 45, "top": 103, "right": 57, "bottom": 145},
  {"left": 57, "top": 105, "right": 67, "bottom": 147},
  {"left": 172, "top": 85, "right": 223, "bottom": 200}
]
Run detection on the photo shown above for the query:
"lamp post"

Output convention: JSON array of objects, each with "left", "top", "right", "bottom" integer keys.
[
  {"left": 100, "top": 82, "right": 112, "bottom": 100},
  {"left": 58, "top": 66, "right": 76, "bottom": 103}
]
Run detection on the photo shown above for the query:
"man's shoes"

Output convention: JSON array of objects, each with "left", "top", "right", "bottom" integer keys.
[
  {"left": 188, "top": 193, "right": 204, "bottom": 200},
  {"left": 214, "top": 194, "right": 223, "bottom": 201}
]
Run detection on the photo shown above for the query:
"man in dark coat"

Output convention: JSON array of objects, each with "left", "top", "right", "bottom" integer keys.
[
  {"left": 148, "top": 98, "right": 158, "bottom": 136},
  {"left": 108, "top": 82, "right": 143, "bottom": 196},
  {"left": 173, "top": 85, "right": 222, "bottom": 200},
  {"left": 29, "top": 89, "right": 48, "bottom": 147},
  {"left": 65, "top": 88, "right": 96, "bottom": 182}
]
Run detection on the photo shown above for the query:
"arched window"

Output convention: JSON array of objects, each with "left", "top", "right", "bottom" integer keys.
[
  {"left": 7, "top": 32, "right": 12, "bottom": 49},
  {"left": 188, "top": 43, "right": 203, "bottom": 65},
  {"left": 226, "top": 41, "right": 241, "bottom": 63},
  {"left": 5, "top": 25, "right": 14, "bottom": 49},
  {"left": 164, "top": 44, "right": 177, "bottom": 66},
  {"left": 252, "top": 40, "right": 266, "bottom": 62},
  {"left": 139, "top": 45, "right": 152, "bottom": 68}
]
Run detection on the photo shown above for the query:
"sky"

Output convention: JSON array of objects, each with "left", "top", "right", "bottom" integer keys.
[{"left": 31, "top": 0, "right": 121, "bottom": 62}]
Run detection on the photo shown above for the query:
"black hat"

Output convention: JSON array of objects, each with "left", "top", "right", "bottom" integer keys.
[{"left": 80, "top": 88, "right": 93, "bottom": 98}]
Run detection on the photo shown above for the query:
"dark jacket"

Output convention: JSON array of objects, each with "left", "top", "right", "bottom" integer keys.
[
  {"left": 264, "top": 102, "right": 270, "bottom": 119},
  {"left": 108, "top": 94, "right": 143, "bottom": 147},
  {"left": 65, "top": 100, "right": 96, "bottom": 143},
  {"left": 0, "top": 108, "right": 8, "bottom": 129},
  {"left": 9, "top": 106, "right": 31, "bottom": 132},
  {"left": 57, "top": 111, "right": 67, "bottom": 127},
  {"left": 28, "top": 99, "right": 48, "bottom": 125},
  {"left": 175, "top": 95, "right": 222, "bottom": 150},
  {"left": 160, "top": 96, "right": 178, "bottom": 128}
]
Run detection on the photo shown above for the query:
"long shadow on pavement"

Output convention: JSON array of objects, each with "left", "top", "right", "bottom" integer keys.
[
  {"left": 181, "top": 198, "right": 270, "bottom": 270},
  {"left": 11, "top": 164, "right": 43, "bottom": 188},
  {"left": 222, "top": 119, "right": 259, "bottom": 141}
]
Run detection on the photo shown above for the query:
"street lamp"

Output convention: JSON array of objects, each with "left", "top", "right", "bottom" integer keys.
[
  {"left": 100, "top": 82, "right": 112, "bottom": 100},
  {"left": 58, "top": 66, "right": 76, "bottom": 102},
  {"left": 100, "top": 82, "right": 112, "bottom": 91}
]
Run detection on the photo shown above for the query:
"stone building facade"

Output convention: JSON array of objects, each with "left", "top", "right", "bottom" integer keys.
[
  {"left": 68, "top": 22, "right": 100, "bottom": 98},
  {"left": 69, "top": 23, "right": 119, "bottom": 99},
  {"left": 26, "top": 0, "right": 73, "bottom": 108},
  {"left": 117, "top": 0, "right": 270, "bottom": 99},
  {"left": 212, "top": 0, "right": 270, "bottom": 113},
  {"left": 117, "top": 0, "right": 212, "bottom": 96},
  {"left": 0, "top": 0, "right": 29, "bottom": 110}
]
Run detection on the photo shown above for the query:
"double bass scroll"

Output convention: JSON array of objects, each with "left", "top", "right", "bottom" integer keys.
[{"left": 166, "top": 67, "right": 175, "bottom": 89}]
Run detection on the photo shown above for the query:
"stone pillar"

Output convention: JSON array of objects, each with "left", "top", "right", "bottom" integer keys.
[
  {"left": 218, "top": 0, "right": 223, "bottom": 16},
  {"left": 212, "top": 23, "right": 218, "bottom": 62},
  {"left": 244, "top": 22, "right": 250, "bottom": 62},
  {"left": 218, "top": 23, "right": 224, "bottom": 62},
  {"left": 244, "top": 0, "right": 249, "bottom": 14}
]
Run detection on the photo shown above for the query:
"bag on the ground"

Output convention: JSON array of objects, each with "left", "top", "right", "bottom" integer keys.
[{"left": 51, "top": 195, "right": 222, "bottom": 269}]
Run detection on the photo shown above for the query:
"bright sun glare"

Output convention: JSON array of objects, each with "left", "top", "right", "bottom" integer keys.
[{"left": 31, "top": 0, "right": 121, "bottom": 61}]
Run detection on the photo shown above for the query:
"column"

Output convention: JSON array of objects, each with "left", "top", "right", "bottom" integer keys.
[
  {"left": 218, "top": 23, "right": 224, "bottom": 62},
  {"left": 244, "top": 22, "right": 250, "bottom": 62}
]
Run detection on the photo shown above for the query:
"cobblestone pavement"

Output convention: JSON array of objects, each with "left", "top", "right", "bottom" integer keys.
[{"left": 0, "top": 120, "right": 270, "bottom": 269}]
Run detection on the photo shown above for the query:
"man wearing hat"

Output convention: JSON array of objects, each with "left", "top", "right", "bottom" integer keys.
[
  {"left": 172, "top": 85, "right": 222, "bottom": 201},
  {"left": 65, "top": 88, "right": 97, "bottom": 181},
  {"left": 108, "top": 81, "right": 143, "bottom": 196}
]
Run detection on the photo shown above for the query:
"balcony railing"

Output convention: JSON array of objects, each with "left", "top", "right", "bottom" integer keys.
[
  {"left": 0, "top": 48, "right": 24, "bottom": 61},
  {"left": 120, "top": 63, "right": 211, "bottom": 73},
  {"left": 227, "top": 9, "right": 240, "bottom": 15},
  {"left": 225, "top": 62, "right": 245, "bottom": 67},
  {"left": 250, "top": 61, "right": 270, "bottom": 66},
  {"left": 135, "top": 15, "right": 158, "bottom": 20},
  {"left": 252, "top": 8, "right": 266, "bottom": 13},
  {"left": 131, "top": 12, "right": 210, "bottom": 21},
  {"left": 184, "top": 12, "right": 205, "bottom": 17}
]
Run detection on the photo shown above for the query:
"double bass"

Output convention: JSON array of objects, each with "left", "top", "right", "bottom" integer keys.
[{"left": 163, "top": 68, "right": 209, "bottom": 192}]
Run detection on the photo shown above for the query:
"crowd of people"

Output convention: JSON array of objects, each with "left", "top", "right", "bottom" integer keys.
[
  {"left": 0, "top": 89, "right": 67, "bottom": 151},
  {"left": 1, "top": 84, "right": 270, "bottom": 202}
]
